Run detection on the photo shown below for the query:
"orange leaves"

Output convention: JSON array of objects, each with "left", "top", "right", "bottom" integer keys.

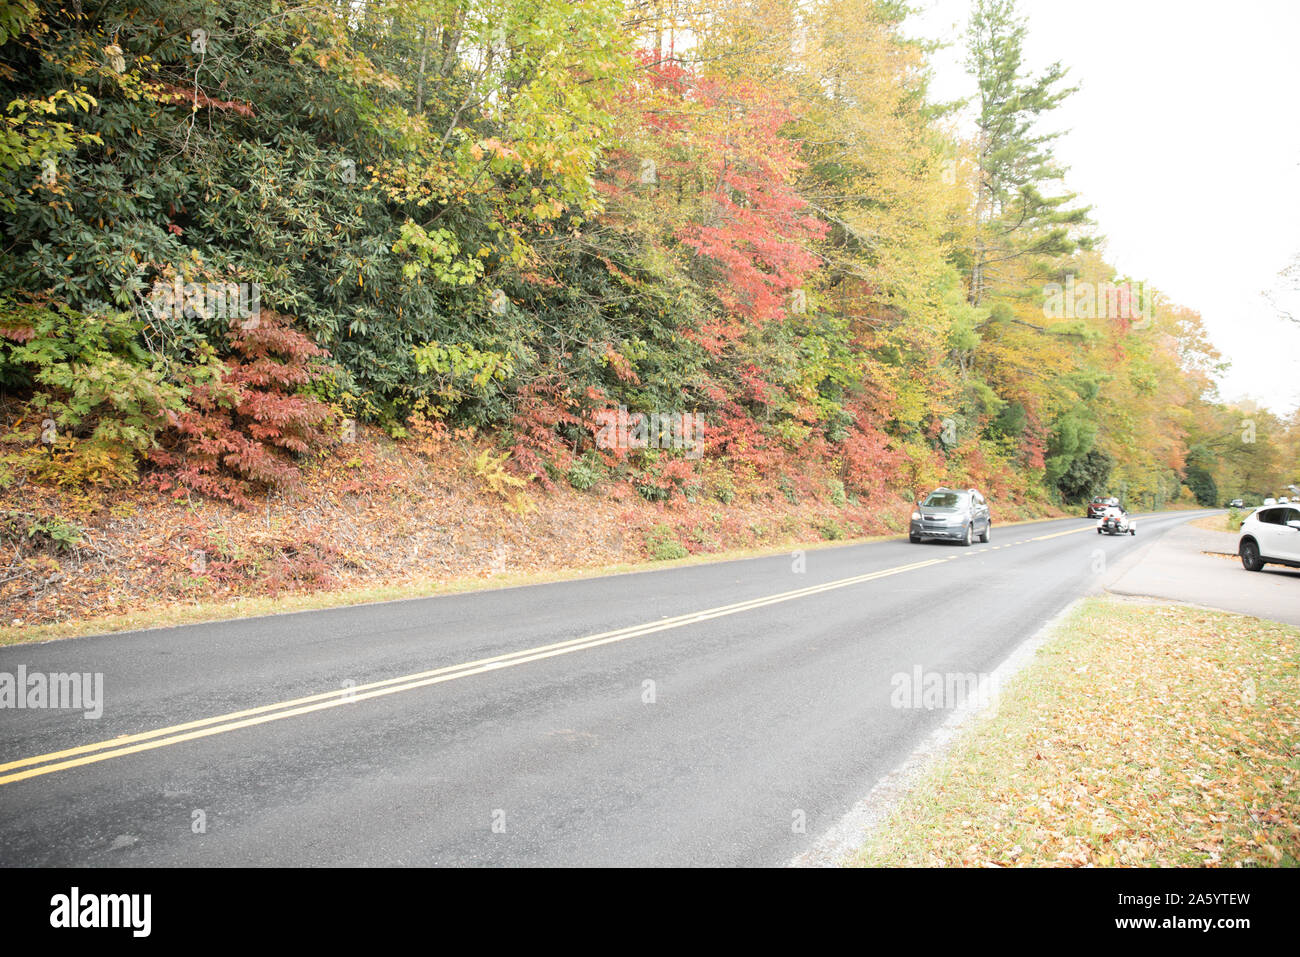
[
  {"left": 0, "top": 321, "right": 35, "bottom": 343},
  {"left": 469, "top": 138, "right": 520, "bottom": 163},
  {"left": 153, "top": 83, "right": 254, "bottom": 117},
  {"left": 602, "top": 346, "right": 640, "bottom": 385},
  {"left": 148, "top": 312, "right": 333, "bottom": 508}
]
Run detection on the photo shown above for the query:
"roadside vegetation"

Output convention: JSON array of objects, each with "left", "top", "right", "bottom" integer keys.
[
  {"left": 14, "top": 418, "right": 1056, "bottom": 639},
  {"left": 851, "top": 598, "right": 1299, "bottom": 867},
  {"left": 1190, "top": 509, "right": 1247, "bottom": 534},
  {"left": 2, "top": 1, "right": 1297, "bottom": 629}
]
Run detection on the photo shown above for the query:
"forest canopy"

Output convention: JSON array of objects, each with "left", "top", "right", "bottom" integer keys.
[{"left": 1, "top": 0, "right": 1294, "bottom": 509}]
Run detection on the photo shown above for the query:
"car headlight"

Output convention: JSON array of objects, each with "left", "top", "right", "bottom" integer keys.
[{"left": 911, "top": 511, "right": 921, "bottom": 521}]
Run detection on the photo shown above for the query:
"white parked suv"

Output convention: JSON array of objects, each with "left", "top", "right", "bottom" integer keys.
[{"left": 1238, "top": 504, "right": 1300, "bottom": 571}]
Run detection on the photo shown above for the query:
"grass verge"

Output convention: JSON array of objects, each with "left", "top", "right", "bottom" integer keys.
[
  {"left": 850, "top": 596, "right": 1299, "bottom": 867},
  {"left": 1189, "top": 510, "right": 1244, "bottom": 534}
]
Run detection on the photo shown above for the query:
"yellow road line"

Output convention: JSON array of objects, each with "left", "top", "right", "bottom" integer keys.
[
  {"left": 1028, "top": 525, "right": 1098, "bottom": 542},
  {"left": 1, "top": 557, "right": 946, "bottom": 786}
]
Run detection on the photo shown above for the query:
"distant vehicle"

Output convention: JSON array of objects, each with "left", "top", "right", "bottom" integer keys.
[
  {"left": 910, "top": 487, "right": 991, "bottom": 546},
  {"left": 1280, "top": 496, "right": 1292, "bottom": 504},
  {"left": 1263, "top": 497, "right": 1278, "bottom": 506},
  {"left": 1229, "top": 499, "right": 1244, "bottom": 509},
  {"left": 1087, "top": 495, "right": 1120, "bottom": 518},
  {"left": 1096, "top": 504, "right": 1136, "bottom": 536},
  {"left": 1238, "top": 504, "right": 1300, "bottom": 571}
]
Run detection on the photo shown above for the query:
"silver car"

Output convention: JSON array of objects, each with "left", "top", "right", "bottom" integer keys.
[{"left": 909, "top": 487, "right": 991, "bottom": 546}]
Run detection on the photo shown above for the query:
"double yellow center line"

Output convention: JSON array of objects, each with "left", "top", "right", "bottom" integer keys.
[{"left": 1, "top": 556, "right": 949, "bottom": 786}]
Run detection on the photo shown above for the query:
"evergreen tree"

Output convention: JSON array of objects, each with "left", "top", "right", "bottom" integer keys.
[{"left": 964, "top": 0, "right": 1091, "bottom": 306}]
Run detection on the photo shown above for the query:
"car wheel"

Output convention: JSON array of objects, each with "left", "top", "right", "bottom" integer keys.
[
  {"left": 1129, "top": 527, "right": 1136, "bottom": 536},
  {"left": 1240, "top": 539, "right": 1264, "bottom": 572},
  {"left": 961, "top": 524, "right": 973, "bottom": 547},
  {"left": 909, "top": 533, "right": 921, "bottom": 544},
  {"left": 1097, "top": 528, "right": 1102, "bottom": 535},
  {"left": 979, "top": 522, "right": 990, "bottom": 543}
]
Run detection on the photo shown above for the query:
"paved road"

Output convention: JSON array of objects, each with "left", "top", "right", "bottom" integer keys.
[
  {"left": 0, "top": 509, "right": 1218, "bottom": 867},
  {"left": 1106, "top": 518, "right": 1300, "bottom": 626}
]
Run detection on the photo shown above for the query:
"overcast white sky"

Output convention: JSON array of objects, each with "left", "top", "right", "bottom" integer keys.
[{"left": 905, "top": 0, "right": 1300, "bottom": 416}]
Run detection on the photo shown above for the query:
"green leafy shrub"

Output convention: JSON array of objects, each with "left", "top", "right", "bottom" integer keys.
[
  {"left": 1, "top": 299, "right": 182, "bottom": 487},
  {"left": 818, "top": 519, "right": 845, "bottom": 540},
  {"left": 688, "top": 524, "right": 718, "bottom": 548},
  {"left": 1, "top": 509, "right": 84, "bottom": 553},
  {"left": 645, "top": 524, "right": 687, "bottom": 561},
  {"left": 636, "top": 478, "right": 671, "bottom": 502},
  {"left": 567, "top": 453, "right": 604, "bottom": 491},
  {"left": 827, "top": 478, "right": 847, "bottom": 507},
  {"left": 779, "top": 478, "right": 798, "bottom": 504}
]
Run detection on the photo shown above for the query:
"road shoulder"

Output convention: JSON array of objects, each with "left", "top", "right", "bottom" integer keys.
[{"left": 1104, "top": 521, "right": 1300, "bottom": 627}]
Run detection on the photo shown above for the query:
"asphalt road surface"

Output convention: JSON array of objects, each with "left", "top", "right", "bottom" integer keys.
[{"left": 0, "top": 509, "right": 1218, "bottom": 867}]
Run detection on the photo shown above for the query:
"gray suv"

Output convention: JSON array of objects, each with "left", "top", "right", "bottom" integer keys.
[{"left": 909, "top": 487, "right": 991, "bottom": 546}]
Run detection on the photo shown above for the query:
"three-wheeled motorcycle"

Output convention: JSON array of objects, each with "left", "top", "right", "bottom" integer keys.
[{"left": 1097, "top": 507, "right": 1136, "bottom": 536}]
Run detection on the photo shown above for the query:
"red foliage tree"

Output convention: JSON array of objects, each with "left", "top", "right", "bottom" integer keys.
[
  {"left": 150, "top": 312, "right": 333, "bottom": 507},
  {"left": 675, "top": 76, "right": 826, "bottom": 341}
]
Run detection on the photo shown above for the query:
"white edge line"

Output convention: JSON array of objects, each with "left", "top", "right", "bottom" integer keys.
[{"left": 787, "top": 596, "right": 1086, "bottom": 868}]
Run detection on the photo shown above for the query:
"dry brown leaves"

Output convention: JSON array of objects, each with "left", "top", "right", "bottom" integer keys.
[
  {"left": 862, "top": 600, "right": 1299, "bottom": 868},
  {"left": 0, "top": 424, "right": 1049, "bottom": 630}
]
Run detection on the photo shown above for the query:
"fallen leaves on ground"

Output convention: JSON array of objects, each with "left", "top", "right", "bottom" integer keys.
[
  {"left": 854, "top": 599, "right": 1299, "bottom": 868},
  {"left": 0, "top": 424, "right": 1065, "bottom": 634}
]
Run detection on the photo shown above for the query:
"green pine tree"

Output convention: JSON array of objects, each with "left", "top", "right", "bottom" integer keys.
[{"left": 965, "top": 0, "right": 1092, "bottom": 306}]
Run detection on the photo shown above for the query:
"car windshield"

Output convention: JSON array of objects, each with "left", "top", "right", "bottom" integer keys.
[{"left": 923, "top": 491, "right": 967, "bottom": 508}]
